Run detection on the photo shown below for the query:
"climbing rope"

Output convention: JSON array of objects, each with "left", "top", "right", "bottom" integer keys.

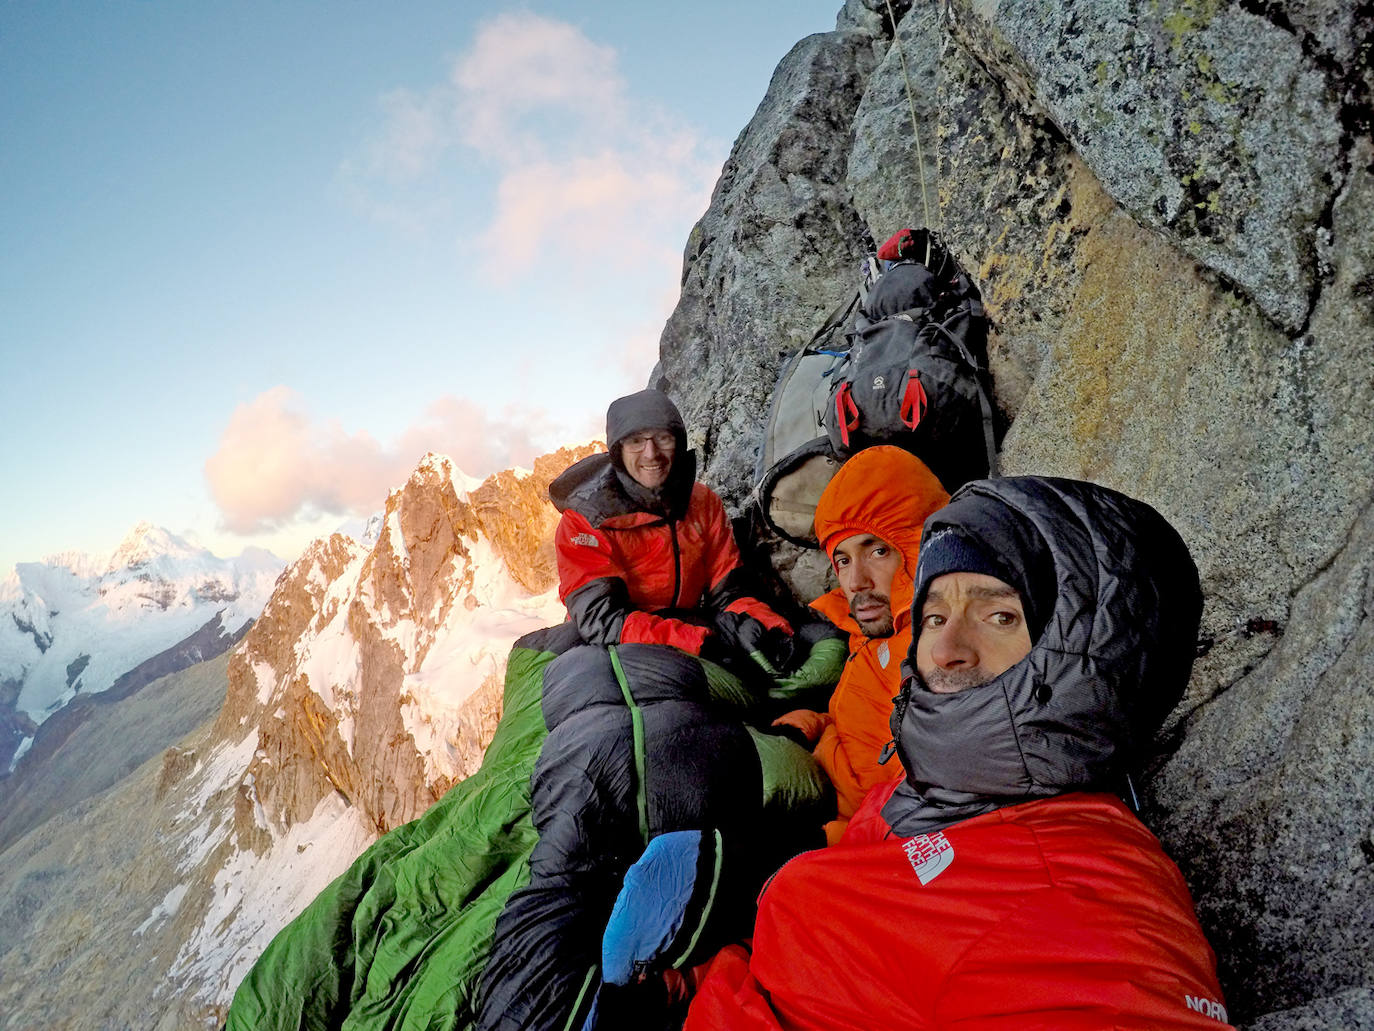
[{"left": 884, "top": 0, "right": 940, "bottom": 257}]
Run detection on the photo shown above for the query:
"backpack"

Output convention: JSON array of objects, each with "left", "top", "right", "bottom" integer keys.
[{"left": 753, "top": 228, "right": 997, "bottom": 548}]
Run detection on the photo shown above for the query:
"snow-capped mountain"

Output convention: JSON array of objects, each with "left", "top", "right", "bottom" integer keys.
[
  {"left": 0, "top": 523, "right": 285, "bottom": 772},
  {"left": 0, "top": 444, "right": 600, "bottom": 1027}
]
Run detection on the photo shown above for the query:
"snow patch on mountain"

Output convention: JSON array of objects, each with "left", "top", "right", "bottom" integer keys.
[
  {"left": 135, "top": 883, "right": 189, "bottom": 936},
  {"left": 169, "top": 790, "right": 373, "bottom": 1011},
  {"left": 175, "top": 734, "right": 260, "bottom": 874},
  {"left": 400, "top": 533, "right": 565, "bottom": 786},
  {"left": 286, "top": 546, "right": 370, "bottom": 749},
  {"left": 6, "top": 736, "right": 32, "bottom": 768}
]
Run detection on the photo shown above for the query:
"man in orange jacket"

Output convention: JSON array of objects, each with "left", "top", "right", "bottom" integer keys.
[{"left": 771, "top": 446, "right": 949, "bottom": 844}]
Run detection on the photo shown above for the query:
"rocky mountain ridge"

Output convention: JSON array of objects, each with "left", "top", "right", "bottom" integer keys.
[{"left": 212, "top": 445, "right": 600, "bottom": 840}]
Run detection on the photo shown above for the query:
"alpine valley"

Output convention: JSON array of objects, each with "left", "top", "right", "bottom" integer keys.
[{"left": 0, "top": 525, "right": 283, "bottom": 811}]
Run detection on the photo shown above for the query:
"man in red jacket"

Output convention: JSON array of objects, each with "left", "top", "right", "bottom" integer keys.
[
  {"left": 550, "top": 389, "right": 793, "bottom": 667},
  {"left": 598, "top": 476, "right": 1235, "bottom": 1030}
]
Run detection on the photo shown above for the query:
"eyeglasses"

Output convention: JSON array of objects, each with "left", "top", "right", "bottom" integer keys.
[{"left": 622, "top": 431, "right": 677, "bottom": 453}]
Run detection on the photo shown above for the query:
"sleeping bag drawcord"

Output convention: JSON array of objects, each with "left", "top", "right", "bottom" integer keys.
[
  {"left": 562, "top": 965, "right": 599, "bottom": 1031},
  {"left": 608, "top": 646, "right": 650, "bottom": 845}
]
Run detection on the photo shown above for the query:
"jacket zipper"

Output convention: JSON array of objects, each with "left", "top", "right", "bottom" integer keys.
[{"left": 668, "top": 519, "right": 682, "bottom": 608}]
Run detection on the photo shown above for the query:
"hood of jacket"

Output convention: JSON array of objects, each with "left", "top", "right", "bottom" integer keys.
[
  {"left": 548, "top": 448, "right": 699, "bottom": 526},
  {"left": 810, "top": 446, "right": 949, "bottom": 635},
  {"left": 606, "top": 389, "right": 688, "bottom": 465},
  {"left": 883, "top": 476, "right": 1202, "bottom": 835}
]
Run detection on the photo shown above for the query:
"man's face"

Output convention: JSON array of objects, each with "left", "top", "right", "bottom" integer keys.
[
  {"left": 621, "top": 429, "right": 676, "bottom": 489},
  {"left": 831, "top": 533, "right": 903, "bottom": 638},
  {"left": 915, "top": 572, "right": 1032, "bottom": 693}
]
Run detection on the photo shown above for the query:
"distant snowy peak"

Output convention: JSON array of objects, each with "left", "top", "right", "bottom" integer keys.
[
  {"left": 106, "top": 522, "right": 210, "bottom": 575},
  {"left": 88, "top": 525, "right": 282, "bottom": 619},
  {"left": 28, "top": 549, "right": 105, "bottom": 580},
  {"left": 0, "top": 524, "right": 287, "bottom": 741}
]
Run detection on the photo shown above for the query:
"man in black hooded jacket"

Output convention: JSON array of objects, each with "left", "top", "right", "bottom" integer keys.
[
  {"left": 550, "top": 389, "right": 794, "bottom": 670},
  {"left": 472, "top": 394, "right": 840, "bottom": 1031},
  {"left": 672, "top": 476, "right": 1235, "bottom": 1030}
]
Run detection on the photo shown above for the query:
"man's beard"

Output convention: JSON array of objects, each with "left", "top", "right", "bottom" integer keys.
[
  {"left": 923, "top": 666, "right": 997, "bottom": 694},
  {"left": 849, "top": 590, "right": 894, "bottom": 638}
]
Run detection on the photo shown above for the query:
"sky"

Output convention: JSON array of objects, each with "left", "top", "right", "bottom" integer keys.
[{"left": 0, "top": 0, "right": 842, "bottom": 576}]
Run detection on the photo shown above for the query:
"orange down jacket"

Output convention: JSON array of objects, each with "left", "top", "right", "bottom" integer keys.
[
  {"left": 806, "top": 447, "right": 948, "bottom": 837},
  {"left": 684, "top": 787, "right": 1234, "bottom": 1031}
]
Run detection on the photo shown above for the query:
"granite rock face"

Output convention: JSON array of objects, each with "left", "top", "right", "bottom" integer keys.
[
  {"left": 653, "top": 28, "right": 880, "bottom": 509},
  {"left": 655, "top": 1, "right": 1373, "bottom": 1025},
  {"left": 976, "top": 1, "right": 1346, "bottom": 332}
]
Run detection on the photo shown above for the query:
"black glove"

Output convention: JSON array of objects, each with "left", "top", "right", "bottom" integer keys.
[
  {"left": 714, "top": 612, "right": 797, "bottom": 675},
  {"left": 758, "top": 626, "right": 797, "bottom": 674},
  {"left": 698, "top": 632, "right": 732, "bottom": 667}
]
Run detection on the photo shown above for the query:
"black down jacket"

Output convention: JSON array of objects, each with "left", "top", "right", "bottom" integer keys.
[
  {"left": 475, "top": 642, "right": 833, "bottom": 1031},
  {"left": 883, "top": 475, "right": 1203, "bottom": 835}
]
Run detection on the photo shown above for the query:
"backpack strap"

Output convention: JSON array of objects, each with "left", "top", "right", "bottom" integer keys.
[
  {"left": 899, "top": 371, "right": 928, "bottom": 430},
  {"left": 929, "top": 310, "right": 1000, "bottom": 478},
  {"left": 803, "top": 289, "right": 860, "bottom": 354},
  {"left": 833, "top": 383, "right": 860, "bottom": 449},
  {"left": 858, "top": 254, "right": 884, "bottom": 310}
]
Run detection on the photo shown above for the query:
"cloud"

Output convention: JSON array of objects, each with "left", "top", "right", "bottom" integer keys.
[
  {"left": 452, "top": 12, "right": 626, "bottom": 164},
  {"left": 205, "top": 387, "right": 561, "bottom": 534},
  {"left": 343, "top": 12, "right": 719, "bottom": 282},
  {"left": 475, "top": 151, "right": 704, "bottom": 269},
  {"left": 367, "top": 88, "right": 447, "bottom": 182}
]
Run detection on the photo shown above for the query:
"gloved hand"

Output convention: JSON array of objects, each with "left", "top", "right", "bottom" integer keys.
[
  {"left": 770, "top": 708, "right": 830, "bottom": 744},
  {"left": 714, "top": 611, "right": 797, "bottom": 674},
  {"left": 697, "top": 631, "right": 731, "bottom": 667},
  {"left": 757, "top": 626, "right": 797, "bottom": 674}
]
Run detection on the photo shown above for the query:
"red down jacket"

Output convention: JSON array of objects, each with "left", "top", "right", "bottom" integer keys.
[
  {"left": 551, "top": 452, "right": 786, "bottom": 654},
  {"left": 684, "top": 786, "right": 1234, "bottom": 1031}
]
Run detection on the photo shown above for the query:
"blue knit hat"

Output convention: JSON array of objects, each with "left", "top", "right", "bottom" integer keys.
[{"left": 911, "top": 523, "right": 1050, "bottom": 642}]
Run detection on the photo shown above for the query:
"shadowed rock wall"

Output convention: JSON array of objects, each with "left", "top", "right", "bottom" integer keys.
[{"left": 656, "top": 1, "right": 1373, "bottom": 1025}]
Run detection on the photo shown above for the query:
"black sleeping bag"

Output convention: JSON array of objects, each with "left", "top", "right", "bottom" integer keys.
[{"left": 475, "top": 642, "right": 832, "bottom": 1031}]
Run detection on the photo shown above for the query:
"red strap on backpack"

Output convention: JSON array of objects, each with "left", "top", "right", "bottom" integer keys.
[
  {"left": 900, "top": 370, "right": 928, "bottom": 430},
  {"left": 835, "top": 383, "right": 860, "bottom": 448}
]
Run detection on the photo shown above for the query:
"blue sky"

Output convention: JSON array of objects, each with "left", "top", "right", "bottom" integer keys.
[{"left": 0, "top": 1, "right": 842, "bottom": 575}]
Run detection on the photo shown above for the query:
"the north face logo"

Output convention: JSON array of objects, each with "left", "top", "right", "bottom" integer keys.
[
  {"left": 572, "top": 533, "right": 599, "bottom": 548},
  {"left": 902, "top": 832, "right": 954, "bottom": 885},
  {"left": 1184, "top": 995, "right": 1229, "bottom": 1023}
]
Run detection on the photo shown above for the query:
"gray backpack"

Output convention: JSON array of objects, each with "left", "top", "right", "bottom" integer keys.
[{"left": 754, "top": 229, "right": 997, "bottom": 547}]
